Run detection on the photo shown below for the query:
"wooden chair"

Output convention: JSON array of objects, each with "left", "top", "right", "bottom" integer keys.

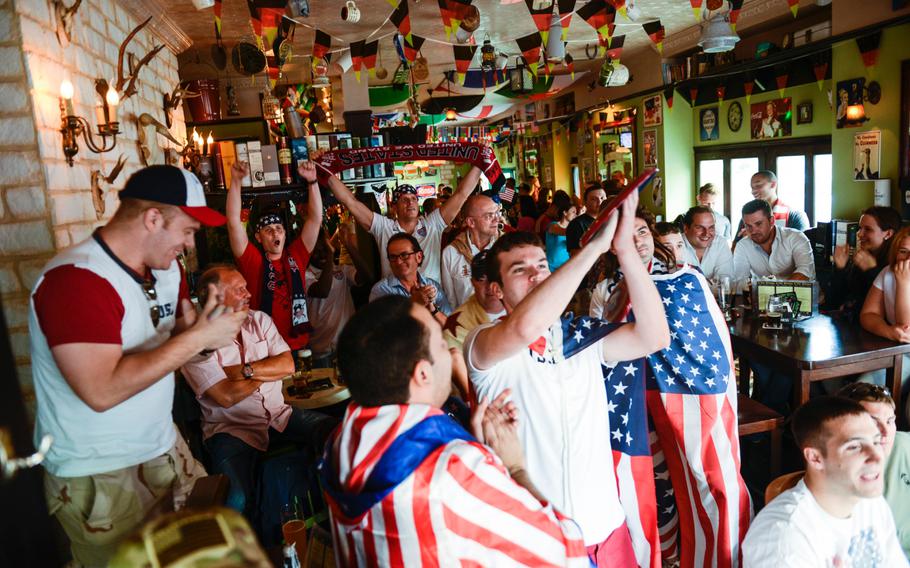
[
  {"left": 737, "top": 394, "right": 785, "bottom": 477},
  {"left": 764, "top": 470, "right": 804, "bottom": 504}
]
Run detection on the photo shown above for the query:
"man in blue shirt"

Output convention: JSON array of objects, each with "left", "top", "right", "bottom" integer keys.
[{"left": 370, "top": 232, "right": 452, "bottom": 324}]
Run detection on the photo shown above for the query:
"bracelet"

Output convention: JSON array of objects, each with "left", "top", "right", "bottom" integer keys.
[
  {"left": 429, "top": 303, "right": 440, "bottom": 315},
  {"left": 308, "top": 180, "right": 318, "bottom": 185}
]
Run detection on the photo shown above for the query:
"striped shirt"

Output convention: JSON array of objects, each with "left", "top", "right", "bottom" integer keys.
[{"left": 321, "top": 403, "right": 591, "bottom": 567}]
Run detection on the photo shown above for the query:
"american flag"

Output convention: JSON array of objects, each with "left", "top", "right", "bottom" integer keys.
[
  {"left": 499, "top": 181, "right": 516, "bottom": 204},
  {"left": 609, "top": 268, "right": 752, "bottom": 567}
]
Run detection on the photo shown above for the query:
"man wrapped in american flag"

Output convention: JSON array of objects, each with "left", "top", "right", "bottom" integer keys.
[
  {"left": 465, "top": 192, "right": 671, "bottom": 565},
  {"left": 319, "top": 295, "right": 592, "bottom": 567}
]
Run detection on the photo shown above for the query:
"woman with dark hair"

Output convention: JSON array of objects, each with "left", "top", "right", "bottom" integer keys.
[
  {"left": 545, "top": 192, "right": 578, "bottom": 271},
  {"left": 826, "top": 206, "right": 902, "bottom": 323},
  {"left": 534, "top": 187, "right": 557, "bottom": 238},
  {"left": 590, "top": 206, "right": 675, "bottom": 320},
  {"left": 516, "top": 192, "right": 537, "bottom": 233}
]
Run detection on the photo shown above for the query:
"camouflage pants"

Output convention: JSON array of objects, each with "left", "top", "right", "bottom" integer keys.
[{"left": 44, "top": 429, "right": 206, "bottom": 568}]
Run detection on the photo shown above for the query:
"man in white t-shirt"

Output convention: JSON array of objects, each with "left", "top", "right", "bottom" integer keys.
[
  {"left": 464, "top": 193, "right": 670, "bottom": 565},
  {"left": 324, "top": 165, "right": 481, "bottom": 282},
  {"left": 682, "top": 205, "right": 734, "bottom": 282},
  {"left": 743, "top": 396, "right": 908, "bottom": 567},
  {"left": 440, "top": 194, "right": 502, "bottom": 307}
]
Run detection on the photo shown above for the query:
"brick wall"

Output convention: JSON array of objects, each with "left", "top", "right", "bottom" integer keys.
[{"left": 1, "top": 0, "right": 186, "bottom": 407}]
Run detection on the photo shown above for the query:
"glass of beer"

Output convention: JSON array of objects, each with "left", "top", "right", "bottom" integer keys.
[{"left": 281, "top": 502, "right": 308, "bottom": 562}]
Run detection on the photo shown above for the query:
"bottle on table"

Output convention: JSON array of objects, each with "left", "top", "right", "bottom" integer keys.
[{"left": 296, "top": 348, "right": 313, "bottom": 387}]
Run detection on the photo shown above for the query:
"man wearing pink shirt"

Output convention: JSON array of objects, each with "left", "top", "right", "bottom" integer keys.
[{"left": 180, "top": 265, "right": 336, "bottom": 515}]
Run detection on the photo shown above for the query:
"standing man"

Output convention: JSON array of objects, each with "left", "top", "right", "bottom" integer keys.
[
  {"left": 441, "top": 194, "right": 502, "bottom": 307},
  {"left": 743, "top": 396, "right": 908, "bottom": 567},
  {"left": 325, "top": 165, "right": 481, "bottom": 282},
  {"left": 682, "top": 205, "right": 734, "bottom": 282},
  {"left": 226, "top": 161, "right": 322, "bottom": 353},
  {"left": 566, "top": 184, "right": 608, "bottom": 255},
  {"left": 370, "top": 233, "right": 453, "bottom": 324},
  {"left": 696, "top": 183, "right": 732, "bottom": 242},
  {"left": 31, "top": 165, "right": 247, "bottom": 566},
  {"left": 465, "top": 193, "right": 670, "bottom": 564},
  {"left": 736, "top": 170, "right": 810, "bottom": 240}
]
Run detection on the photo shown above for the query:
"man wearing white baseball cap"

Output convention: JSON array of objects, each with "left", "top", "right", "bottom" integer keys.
[{"left": 29, "top": 165, "right": 247, "bottom": 566}]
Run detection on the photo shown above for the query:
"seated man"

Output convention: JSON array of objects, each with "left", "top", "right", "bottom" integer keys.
[
  {"left": 696, "top": 183, "right": 732, "bottom": 242},
  {"left": 369, "top": 232, "right": 452, "bottom": 324},
  {"left": 743, "top": 396, "right": 908, "bottom": 567},
  {"left": 838, "top": 382, "right": 910, "bottom": 556},
  {"left": 320, "top": 295, "right": 591, "bottom": 566},
  {"left": 735, "top": 170, "right": 810, "bottom": 242},
  {"left": 682, "top": 205, "right": 734, "bottom": 282},
  {"left": 180, "top": 266, "right": 336, "bottom": 516},
  {"left": 444, "top": 250, "right": 505, "bottom": 352},
  {"left": 732, "top": 199, "right": 815, "bottom": 294}
]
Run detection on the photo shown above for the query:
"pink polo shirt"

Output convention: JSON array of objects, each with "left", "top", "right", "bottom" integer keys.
[{"left": 180, "top": 310, "right": 293, "bottom": 451}]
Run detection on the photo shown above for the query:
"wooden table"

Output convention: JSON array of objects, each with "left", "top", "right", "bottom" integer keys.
[
  {"left": 282, "top": 368, "right": 350, "bottom": 410},
  {"left": 729, "top": 312, "right": 910, "bottom": 410}
]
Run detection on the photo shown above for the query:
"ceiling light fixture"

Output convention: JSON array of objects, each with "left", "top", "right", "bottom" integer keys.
[
  {"left": 445, "top": 107, "right": 457, "bottom": 121},
  {"left": 698, "top": 15, "right": 739, "bottom": 53}
]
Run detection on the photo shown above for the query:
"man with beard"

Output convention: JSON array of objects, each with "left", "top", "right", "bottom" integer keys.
[
  {"left": 734, "top": 171, "right": 809, "bottom": 242},
  {"left": 743, "top": 396, "right": 908, "bottom": 567},
  {"left": 226, "top": 161, "right": 322, "bottom": 353}
]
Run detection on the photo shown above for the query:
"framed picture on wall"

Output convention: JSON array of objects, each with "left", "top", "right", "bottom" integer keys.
[
  {"left": 643, "top": 129, "right": 658, "bottom": 167},
  {"left": 643, "top": 95, "right": 662, "bottom": 126},
  {"left": 750, "top": 98, "right": 792, "bottom": 139},
  {"left": 700, "top": 107, "right": 719, "bottom": 141},
  {"left": 836, "top": 78, "right": 865, "bottom": 129},
  {"left": 544, "top": 165, "right": 552, "bottom": 183},
  {"left": 797, "top": 102, "right": 813, "bottom": 124},
  {"left": 853, "top": 130, "right": 881, "bottom": 180}
]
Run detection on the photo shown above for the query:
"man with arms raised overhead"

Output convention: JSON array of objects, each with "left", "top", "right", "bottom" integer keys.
[{"left": 465, "top": 193, "right": 670, "bottom": 565}]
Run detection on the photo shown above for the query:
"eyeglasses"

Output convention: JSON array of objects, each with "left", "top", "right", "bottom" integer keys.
[
  {"left": 141, "top": 280, "right": 161, "bottom": 328},
  {"left": 473, "top": 211, "right": 501, "bottom": 221},
  {"left": 388, "top": 251, "right": 418, "bottom": 263}
]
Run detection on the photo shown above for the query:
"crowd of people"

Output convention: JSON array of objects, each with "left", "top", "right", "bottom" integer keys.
[{"left": 27, "top": 157, "right": 910, "bottom": 567}]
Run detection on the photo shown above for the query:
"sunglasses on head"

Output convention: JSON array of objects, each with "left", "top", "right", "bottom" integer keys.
[{"left": 141, "top": 280, "right": 161, "bottom": 328}]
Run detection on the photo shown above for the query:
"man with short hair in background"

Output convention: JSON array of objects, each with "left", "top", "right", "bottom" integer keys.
[
  {"left": 441, "top": 194, "right": 502, "bottom": 307},
  {"left": 735, "top": 170, "right": 810, "bottom": 241},
  {"left": 682, "top": 205, "right": 734, "bottom": 282},
  {"left": 443, "top": 250, "right": 505, "bottom": 352},
  {"left": 370, "top": 232, "right": 452, "bottom": 324},
  {"left": 696, "top": 183, "right": 732, "bottom": 242}
]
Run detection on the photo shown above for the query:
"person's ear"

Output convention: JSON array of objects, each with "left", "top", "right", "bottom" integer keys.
[
  {"left": 143, "top": 207, "right": 164, "bottom": 231},
  {"left": 409, "top": 359, "right": 434, "bottom": 394},
  {"left": 883, "top": 229, "right": 895, "bottom": 241},
  {"left": 804, "top": 446, "right": 825, "bottom": 471},
  {"left": 488, "top": 280, "right": 504, "bottom": 300},
  {"left": 416, "top": 251, "right": 424, "bottom": 266}
]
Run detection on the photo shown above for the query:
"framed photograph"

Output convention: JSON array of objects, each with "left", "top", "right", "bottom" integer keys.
[
  {"left": 544, "top": 164, "right": 552, "bottom": 183},
  {"left": 853, "top": 130, "right": 882, "bottom": 180},
  {"left": 582, "top": 158, "right": 594, "bottom": 184},
  {"left": 700, "top": 107, "right": 719, "bottom": 141},
  {"left": 750, "top": 98, "right": 792, "bottom": 139},
  {"left": 797, "top": 102, "right": 813, "bottom": 124},
  {"left": 836, "top": 78, "right": 865, "bottom": 129},
  {"left": 525, "top": 102, "right": 536, "bottom": 122},
  {"left": 643, "top": 95, "right": 663, "bottom": 126},
  {"left": 643, "top": 129, "right": 658, "bottom": 167},
  {"left": 727, "top": 101, "right": 743, "bottom": 132}
]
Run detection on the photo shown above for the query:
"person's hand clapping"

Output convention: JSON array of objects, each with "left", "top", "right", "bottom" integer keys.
[
  {"left": 609, "top": 190, "right": 639, "bottom": 258},
  {"left": 833, "top": 244, "right": 849, "bottom": 270},
  {"left": 853, "top": 248, "right": 877, "bottom": 271},
  {"left": 479, "top": 390, "right": 523, "bottom": 474}
]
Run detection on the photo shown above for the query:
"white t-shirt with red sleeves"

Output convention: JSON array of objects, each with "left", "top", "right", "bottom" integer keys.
[{"left": 304, "top": 264, "right": 356, "bottom": 356}]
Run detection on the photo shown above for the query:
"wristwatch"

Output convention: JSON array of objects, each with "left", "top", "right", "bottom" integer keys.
[
  {"left": 429, "top": 303, "right": 440, "bottom": 315},
  {"left": 242, "top": 363, "right": 254, "bottom": 379}
]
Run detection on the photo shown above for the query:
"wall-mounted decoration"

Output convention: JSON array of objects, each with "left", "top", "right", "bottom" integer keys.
[
  {"left": 525, "top": 102, "right": 537, "bottom": 122},
  {"left": 652, "top": 175, "right": 664, "bottom": 209},
  {"left": 750, "top": 97, "right": 792, "bottom": 139},
  {"left": 699, "top": 107, "right": 719, "bottom": 141},
  {"left": 643, "top": 95, "right": 662, "bottom": 127},
  {"left": 727, "top": 101, "right": 743, "bottom": 132},
  {"left": 643, "top": 129, "right": 658, "bottom": 167},
  {"left": 797, "top": 102, "right": 813, "bottom": 125},
  {"left": 544, "top": 164, "right": 553, "bottom": 183},
  {"left": 836, "top": 78, "right": 866, "bottom": 128},
  {"left": 854, "top": 130, "right": 881, "bottom": 181},
  {"left": 582, "top": 157, "right": 594, "bottom": 185}
]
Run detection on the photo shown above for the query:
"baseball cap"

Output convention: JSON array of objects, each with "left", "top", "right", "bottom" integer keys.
[{"left": 119, "top": 165, "right": 226, "bottom": 226}]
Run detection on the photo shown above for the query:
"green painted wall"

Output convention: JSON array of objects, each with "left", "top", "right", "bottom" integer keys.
[
  {"left": 662, "top": 97, "right": 695, "bottom": 220},
  {"left": 831, "top": 23, "right": 909, "bottom": 217}
]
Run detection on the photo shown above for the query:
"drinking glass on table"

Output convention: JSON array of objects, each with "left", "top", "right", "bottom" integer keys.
[{"left": 281, "top": 500, "right": 308, "bottom": 562}]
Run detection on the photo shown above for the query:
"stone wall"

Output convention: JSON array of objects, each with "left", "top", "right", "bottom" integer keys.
[{"left": 1, "top": 0, "right": 187, "bottom": 407}]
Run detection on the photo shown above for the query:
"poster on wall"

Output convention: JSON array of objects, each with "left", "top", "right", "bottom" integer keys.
[
  {"left": 853, "top": 130, "right": 881, "bottom": 180},
  {"left": 643, "top": 129, "right": 658, "bottom": 167},
  {"left": 700, "top": 107, "right": 719, "bottom": 141},
  {"left": 544, "top": 165, "right": 552, "bottom": 183},
  {"left": 750, "top": 98, "right": 792, "bottom": 139},
  {"left": 643, "top": 95, "right": 663, "bottom": 127},
  {"left": 836, "top": 78, "right": 865, "bottom": 129}
]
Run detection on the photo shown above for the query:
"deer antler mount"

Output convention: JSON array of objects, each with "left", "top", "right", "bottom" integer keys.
[
  {"left": 90, "top": 153, "right": 127, "bottom": 219},
  {"left": 116, "top": 17, "right": 165, "bottom": 101},
  {"left": 163, "top": 83, "right": 200, "bottom": 128},
  {"left": 53, "top": 0, "right": 82, "bottom": 46}
]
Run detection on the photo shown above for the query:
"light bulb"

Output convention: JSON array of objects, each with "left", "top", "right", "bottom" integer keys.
[
  {"left": 60, "top": 79, "right": 74, "bottom": 99},
  {"left": 105, "top": 84, "right": 119, "bottom": 107}
]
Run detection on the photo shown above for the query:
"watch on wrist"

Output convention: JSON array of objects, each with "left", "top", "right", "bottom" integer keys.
[
  {"left": 242, "top": 363, "right": 254, "bottom": 379},
  {"left": 429, "top": 303, "right": 440, "bottom": 315}
]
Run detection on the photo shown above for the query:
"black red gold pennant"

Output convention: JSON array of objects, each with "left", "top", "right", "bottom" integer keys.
[
  {"left": 313, "top": 29, "right": 330, "bottom": 61},
  {"left": 856, "top": 30, "right": 882, "bottom": 69},
  {"left": 605, "top": 34, "right": 624, "bottom": 63},
  {"left": 362, "top": 40, "right": 379, "bottom": 78},
  {"left": 729, "top": 0, "right": 743, "bottom": 32},
  {"left": 350, "top": 39, "right": 365, "bottom": 81},
  {"left": 643, "top": 19, "right": 665, "bottom": 54},
  {"left": 524, "top": 0, "right": 554, "bottom": 47},
  {"left": 453, "top": 43, "right": 478, "bottom": 84},
  {"left": 403, "top": 34, "right": 425, "bottom": 62},
  {"left": 516, "top": 32, "right": 542, "bottom": 77},
  {"left": 558, "top": 0, "right": 576, "bottom": 42},
  {"left": 390, "top": 0, "right": 413, "bottom": 45}
]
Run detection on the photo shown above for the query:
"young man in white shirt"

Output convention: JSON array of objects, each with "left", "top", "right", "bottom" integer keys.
[
  {"left": 682, "top": 206, "right": 734, "bottom": 283},
  {"left": 696, "top": 183, "right": 732, "bottom": 242},
  {"left": 464, "top": 193, "right": 670, "bottom": 565},
  {"left": 743, "top": 396, "right": 908, "bottom": 567}
]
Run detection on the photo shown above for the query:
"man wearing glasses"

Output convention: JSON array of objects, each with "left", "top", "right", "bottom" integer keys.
[
  {"left": 441, "top": 194, "right": 502, "bottom": 307},
  {"left": 370, "top": 233, "right": 452, "bottom": 324},
  {"left": 29, "top": 165, "right": 247, "bottom": 566}
]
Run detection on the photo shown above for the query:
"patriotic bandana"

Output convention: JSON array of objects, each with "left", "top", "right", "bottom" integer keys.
[
  {"left": 255, "top": 213, "right": 283, "bottom": 232},
  {"left": 392, "top": 184, "right": 418, "bottom": 203}
]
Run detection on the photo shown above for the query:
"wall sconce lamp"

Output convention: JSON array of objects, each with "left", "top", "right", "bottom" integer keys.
[
  {"left": 59, "top": 78, "right": 120, "bottom": 166},
  {"left": 845, "top": 80, "right": 882, "bottom": 124},
  {"left": 445, "top": 107, "right": 458, "bottom": 121}
]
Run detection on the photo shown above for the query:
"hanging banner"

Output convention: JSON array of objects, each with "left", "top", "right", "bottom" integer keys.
[
  {"left": 606, "top": 34, "right": 625, "bottom": 63},
  {"left": 558, "top": 0, "right": 577, "bottom": 41},
  {"left": 313, "top": 142, "right": 506, "bottom": 190},
  {"left": 775, "top": 64, "right": 789, "bottom": 97},
  {"left": 312, "top": 29, "right": 331, "bottom": 61},
  {"left": 664, "top": 86, "right": 675, "bottom": 110},
  {"left": 729, "top": 0, "right": 743, "bottom": 32},
  {"left": 363, "top": 40, "right": 380, "bottom": 78},
  {"left": 577, "top": 0, "right": 614, "bottom": 48},
  {"left": 787, "top": 0, "right": 798, "bottom": 18},
  {"left": 453, "top": 44, "right": 478, "bottom": 84},
  {"left": 565, "top": 51, "right": 575, "bottom": 80},
  {"left": 643, "top": 19, "right": 665, "bottom": 54},
  {"left": 437, "top": 0, "right": 454, "bottom": 38},
  {"left": 524, "top": 0, "right": 554, "bottom": 46},
  {"left": 516, "top": 32, "right": 543, "bottom": 77},
  {"left": 856, "top": 31, "right": 882, "bottom": 69},
  {"left": 608, "top": 0, "right": 627, "bottom": 19},
  {"left": 390, "top": 0, "right": 413, "bottom": 44},
  {"left": 448, "top": 0, "right": 473, "bottom": 34},
  {"left": 403, "top": 34, "right": 425, "bottom": 62},
  {"left": 689, "top": 0, "right": 702, "bottom": 22},
  {"left": 350, "top": 40, "right": 365, "bottom": 81}
]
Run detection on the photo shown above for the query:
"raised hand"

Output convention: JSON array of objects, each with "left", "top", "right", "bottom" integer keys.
[
  {"left": 853, "top": 248, "right": 877, "bottom": 272},
  {"left": 192, "top": 284, "right": 247, "bottom": 350},
  {"left": 895, "top": 259, "right": 910, "bottom": 286},
  {"left": 231, "top": 160, "right": 250, "bottom": 183},
  {"left": 833, "top": 244, "right": 849, "bottom": 270},
  {"left": 609, "top": 189, "right": 640, "bottom": 257},
  {"left": 298, "top": 161, "right": 318, "bottom": 183}
]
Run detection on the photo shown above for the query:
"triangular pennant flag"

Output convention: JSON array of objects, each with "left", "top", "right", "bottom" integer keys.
[
  {"left": 813, "top": 62, "right": 828, "bottom": 90},
  {"left": 856, "top": 31, "right": 882, "bottom": 69},
  {"left": 525, "top": 0, "right": 554, "bottom": 47},
  {"left": 558, "top": 0, "right": 576, "bottom": 41},
  {"left": 565, "top": 51, "right": 575, "bottom": 80},
  {"left": 260, "top": 7, "right": 284, "bottom": 51},
  {"left": 577, "top": 0, "right": 610, "bottom": 42},
  {"left": 403, "top": 34, "right": 425, "bottom": 62},
  {"left": 246, "top": 0, "right": 263, "bottom": 50},
  {"left": 606, "top": 34, "right": 625, "bottom": 63},
  {"left": 516, "top": 32, "right": 542, "bottom": 77},
  {"left": 689, "top": 86, "right": 698, "bottom": 106},
  {"left": 387, "top": 0, "right": 399, "bottom": 6},
  {"left": 362, "top": 40, "right": 379, "bottom": 78},
  {"left": 689, "top": 0, "right": 702, "bottom": 22},
  {"left": 453, "top": 44, "right": 478, "bottom": 84},
  {"left": 643, "top": 19, "right": 665, "bottom": 54},
  {"left": 438, "top": 0, "right": 453, "bottom": 39},
  {"left": 787, "top": 0, "right": 798, "bottom": 17},
  {"left": 449, "top": 0, "right": 472, "bottom": 34},
  {"left": 743, "top": 79, "right": 754, "bottom": 104},
  {"left": 609, "top": 0, "right": 627, "bottom": 19},
  {"left": 729, "top": 0, "right": 743, "bottom": 32},
  {"left": 350, "top": 39, "right": 365, "bottom": 81},
  {"left": 267, "top": 62, "right": 279, "bottom": 90},
  {"left": 214, "top": 0, "right": 223, "bottom": 38},
  {"left": 775, "top": 65, "right": 788, "bottom": 97},
  {"left": 664, "top": 86, "right": 675, "bottom": 110},
  {"left": 390, "top": 0, "right": 413, "bottom": 45},
  {"left": 312, "top": 29, "right": 331, "bottom": 62},
  {"left": 716, "top": 84, "right": 725, "bottom": 102}
]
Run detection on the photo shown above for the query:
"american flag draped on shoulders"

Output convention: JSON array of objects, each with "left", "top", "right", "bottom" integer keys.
[{"left": 607, "top": 267, "right": 752, "bottom": 568}]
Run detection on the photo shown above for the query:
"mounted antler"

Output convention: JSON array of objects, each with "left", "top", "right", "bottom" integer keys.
[
  {"left": 115, "top": 17, "right": 165, "bottom": 100},
  {"left": 53, "top": 0, "right": 82, "bottom": 46},
  {"left": 90, "top": 154, "right": 128, "bottom": 219},
  {"left": 162, "top": 83, "right": 200, "bottom": 128}
]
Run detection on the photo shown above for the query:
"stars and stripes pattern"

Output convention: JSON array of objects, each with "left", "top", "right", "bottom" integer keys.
[{"left": 320, "top": 403, "right": 592, "bottom": 567}]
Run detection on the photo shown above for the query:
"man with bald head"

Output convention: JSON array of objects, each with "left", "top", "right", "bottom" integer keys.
[{"left": 441, "top": 194, "right": 502, "bottom": 307}]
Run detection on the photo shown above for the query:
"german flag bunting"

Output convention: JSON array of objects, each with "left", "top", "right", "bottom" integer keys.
[
  {"left": 606, "top": 34, "right": 624, "bottom": 63},
  {"left": 266, "top": 56, "right": 280, "bottom": 89},
  {"left": 390, "top": 0, "right": 413, "bottom": 45},
  {"left": 387, "top": 0, "right": 399, "bottom": 6},
  {"left": 525, "top": 0, "right": 554, "bottom": 47},
  {"left": 716, "top": 84, "right": 725, "bottom": 102},
  {"left": 363, "top": 40, "right": 379, "bottom": 78},
  {"left": 403, "top": 34, "right": 425, "bottom": 62},
  {"left": 643, "top": 19, "right": 665, "bottom": 54},
  {"left": 558, "top": 0, "right": 576, "bottom": 42},
  {"left": 214, "top": 0, "right": 223, "bottom": 38},
  {"left": 787, "top": 0, "right": 798, "bottom": 18},
  {"left": 313, "top": 29, "right": 331, "bottom": 62},
  {"left": 453, "top": 44, "right": 477, "bottom": 84},
  {"left": 350, "top": 39, "right": 365, "bottom": 81},
  {"left": 449, "top": 0, "right": 473, "bottom": 35},
  {"left": 516, "top": 32, "right": 542, "bottom": 77},
  {"left": 689, "top": 0, "right": 702, "bottom": 22},
  {"left": 689, "top": 86, "right": 698, "bottom": 106},
  {"left": 856, "top": 30, "right": 882, "bottom": 70},
  {"left": 260, "top": 7, "right": 284, "bottom": 52},
  {"left": 246, "top": 0, "right": 263, "bottom": 50},
  {"left": 577, "top": 0, "right": 613, "bottom": 47},
  {"left": 565, "top": 51, "right": 575, "bottom": 80},
  {"left": 729, "top": 0, "right": 743, "bottom": 32},
  {"left": 812, "top": 52, "right": 829, "bottom": 90},
  {"left": 743, "top": 78, "right": 754, "bottom": 104},
  {"left": 664, "top": 86, "right": 674, "bottom": 110},
  {"left": 438, "top": 0, "right": 454, "bottom": 39},
  {"left": 609, "top": 0, "right": 627, "bottom": 19}
]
